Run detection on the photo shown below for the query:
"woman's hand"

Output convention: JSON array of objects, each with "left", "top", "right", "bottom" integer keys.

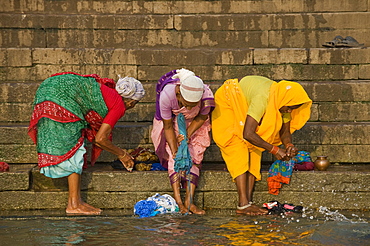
[
  {"left": 285, "top": 143, "right": 298, "bottom": 158},
  {"left": 177, "top": 134, "right": 185, "bottom": 143},
  {"left": 273, "top": 147, "right": 290, "bottom": 161},
  {"left": 118, "top": 151, "right": 134, "bottom": 172}
]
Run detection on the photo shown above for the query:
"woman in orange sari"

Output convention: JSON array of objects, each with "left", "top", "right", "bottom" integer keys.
[{"left": 212, "top": 76, "right": 312, "bottom": 215}]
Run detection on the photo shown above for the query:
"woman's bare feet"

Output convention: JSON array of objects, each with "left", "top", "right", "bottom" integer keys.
[
  {"left": 66, "top": 201, "right": 102, "bottom": 215},
  {"left": 177, "top": 203, "right": 190, "bottom": 214},
  {"left": 81, "top": 201, "right": 102, "bottom": 213},
  {"left": 188, "top": 204, "right": 206, "bottom": 215},
  {"left": 236, "top": 204, "right": 268, "bottom": 216}
]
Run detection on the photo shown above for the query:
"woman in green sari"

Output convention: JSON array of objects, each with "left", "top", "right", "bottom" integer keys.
[{"left": 28, "top": 72, "right": 145, "bottom": 215}]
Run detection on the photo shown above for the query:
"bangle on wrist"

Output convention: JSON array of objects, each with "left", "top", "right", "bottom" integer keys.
[
  {"left": 118, "top": 151, "right": 127, "bottom": 159},
  {"left": 285, "top": 143, "right": 294, "bottom": 148},
  {"left": 269, "top": 145, "right": 279, "bottom": 155}
]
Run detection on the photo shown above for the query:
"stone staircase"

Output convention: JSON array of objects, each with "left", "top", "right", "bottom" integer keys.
[{"left": 0, "top": 0, "right": 369, "bottom": 211}]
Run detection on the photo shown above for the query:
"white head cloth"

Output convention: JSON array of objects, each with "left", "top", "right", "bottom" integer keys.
[
  {"left": 115, "top": 75, "right": 145, "bottom": 101},
  {"left": 172, "top": 68, "right": 204, "bottom": 102}
]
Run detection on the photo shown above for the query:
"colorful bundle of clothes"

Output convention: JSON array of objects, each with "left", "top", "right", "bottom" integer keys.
[
  {"left": 134, "top": 193, "right": 179, "bottom": 218},
  {"left": 267, "top": 151, "right": 314, "bottom": 195},
  {"left": 263, "top": 200, "right": 303, "bottom": 214}
]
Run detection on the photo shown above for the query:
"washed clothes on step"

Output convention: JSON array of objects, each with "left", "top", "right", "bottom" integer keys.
[
  {"left": 267, "top": 151, "right": 314, "bottom": 195},
  {"left": 134, "top": 193, "right": 179, "bottom": 218}
]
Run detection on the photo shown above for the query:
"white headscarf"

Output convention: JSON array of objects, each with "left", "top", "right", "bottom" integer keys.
[
  {"left": 172, "top": 68, "right": 204, "bottom": 102},
  {"left": 115, "top": 75, "right": 145, "bottom": 101}
]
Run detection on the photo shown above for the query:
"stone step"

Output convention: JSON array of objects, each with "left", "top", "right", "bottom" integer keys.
[
  {"left": 0, "top": 164, "right": 368, "bottom": 210},
  {"left": 1, "top": 28, "right": 368, "bottom": 49},
  {"left": 1, "top": 122, "right": 370, "bottom": 163},
  {"left": 1, "top": 12, "right": 369, "bottom": 49},
  {"left": 2, "top": 48, "right": 370, "bottom": 81},
  {"left": 3, "top": 48, "right": 370, "bottom": 68},
  {"left": 1, "top": 0, "right": 367, "bottom": 14}
]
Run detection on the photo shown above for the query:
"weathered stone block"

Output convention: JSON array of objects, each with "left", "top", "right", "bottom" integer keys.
[
  {"left": 294, "top": 122, "right": 370, "bottom": 145},
  {"left": 0, "top": 191, "right": 68, "bottom": 210},
  {"left": 121, "top": 103, "right": 155, "bottom": 122},
  {"left": 91, "top": 170, "right": 171, "bottom": 192},
  {"left": 269, "top": 13, "right": 370, "bottom": 30},
  {"left": 0, "top": 164, "right": 33, "bottom": 191},
  {"left": 203, "top": 191, "right": 370, "bottom": 210},
  {"left": 254, "top": 48, "right": 308, "bottom": 64},
  {"left": 0, "top": 103, "right": 33, "bottom": 122},
  {"left": 359, "top": 65, "right": 370, "bottom": 79},
  {"left": 0, "top": 0, "right": 45, "bottom": 12},
  {"left": 174, "top": 14, "right": 271, "bottom": 31},
  {"left": 44, "top": 29, "right": 269, "bottom": 49},
  {"left": 6, "top": 49, "right": 32, "bottom": 66},
  {"left": 31, "top": 166, "right": 92, "bottom": 191},
  {"left": 269, "top": 29, "right": 370, "bottom": 49},
  {"left": 33, "top": 48, "right": 85, "bottom": 65},
  {"left": 297, "top": 144, "right": 370, "bottom": 163},
  {"left": 112, "top": 122, "right": 152, "bottom": 144},
  {"left": 3, "top": 67, "right": 36, "bottom": 81},
  {"left": 33, "top": 64, "right": 137, "bottom": 81},
  {"left": 0, "top": 125, "right": 34, "bottom": 144},
  {"left": 270, "top": 64, "right": 359, "bottom": 81},
  {"left": 310, "top": 48, "right": 370, "bottom": 64},
  {"left": 318, "top": 102, "right": 370, "bottom": 121},
  {"left": 0, "top": 144, "right": 37, "bottom": 163},
  {"left": 110, "top": 49, "right": 137, "bottom": 65},
  {"left": 114, "top": 15, "right": 173, "bottom": 29},
  {"left": 0, "top": 82, "right": 40, "bottom": 103},
  {"left": 0, "top": 29, "right": 46, "bottom": 48},
  {"left": 301, "top": 81, "right": 370, "bottom": 102}
]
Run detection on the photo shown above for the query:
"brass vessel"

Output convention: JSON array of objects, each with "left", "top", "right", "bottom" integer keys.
[{"left": 314, "top": 156, "right": 330, "bottom": 171}]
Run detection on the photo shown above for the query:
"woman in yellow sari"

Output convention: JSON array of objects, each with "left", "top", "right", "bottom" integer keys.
[{"left": 212, "top": 76, "right": 312, "bottom": 215}]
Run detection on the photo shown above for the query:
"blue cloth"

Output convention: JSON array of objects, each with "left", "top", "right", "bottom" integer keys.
[
  {"left": 134, "top": 200, "right": 159, "bottom": 218},
  {"left": 174, "top": 113, "right": 193, "bottom": 174},
  {"left": 40, "top": 143, "right": 86, "bottom": 178},
  {"left": 134, "top": 193, "right": 179, "bottom": 218},
  {"left": 150, "top": 162, "right": 168, "bottom": 171}
]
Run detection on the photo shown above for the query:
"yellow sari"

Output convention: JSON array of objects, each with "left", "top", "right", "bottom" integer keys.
[{"left": 212, "top": 78, "right": 312, "bottom": 181}]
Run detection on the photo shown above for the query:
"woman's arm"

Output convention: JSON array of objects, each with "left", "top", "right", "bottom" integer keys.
[
  {"left": 243, "top": 115, "right": 288, "bottom": 160},
  {"left": 186, "top": 113, "right": 208, "bottom": 139},
  {"left": 163, "top": 118, "right": 178, "bottom": 156},
  {"left": 94, "top": 123, "right": 134, "bottom": 171},
  {"left": 279, "top": 121, "right": 298, "bottom": 158}
]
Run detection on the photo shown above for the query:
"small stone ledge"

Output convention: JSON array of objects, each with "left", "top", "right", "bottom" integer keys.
[{"left": 0, "top": 164, "right": 34, "bottom": 191}]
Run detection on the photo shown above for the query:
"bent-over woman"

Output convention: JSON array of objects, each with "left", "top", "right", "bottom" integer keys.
[
  {"left": 151, "top": 69, "right": 214, "bottom": 214},
  {"left": 212, "top": 75, "right": 312, "bottom": 215},
  {"left": 28, "top": 72, "right": 145, "bottom": 215}
]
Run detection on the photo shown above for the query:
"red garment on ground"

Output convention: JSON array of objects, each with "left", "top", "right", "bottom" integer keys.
[{"left": 0, "top": 162, "right": 9, "bottom": 172}]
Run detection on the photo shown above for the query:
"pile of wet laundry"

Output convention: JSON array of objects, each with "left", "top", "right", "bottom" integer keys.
[{"left": 263, "top": 200, "right": 303, "bottom": 215}]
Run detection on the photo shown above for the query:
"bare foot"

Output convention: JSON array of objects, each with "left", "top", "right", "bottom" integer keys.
[
  {"left": 177, "top": 203, "right": 190, "bottom": 214},
  {"left": 236, "top": 204, "right": 268, "bottom": 216},
  {"left": 66, "top": 202, "right": 102, "bottom": 215},
  {"left": 80, "top": 201, "right": 102, "bottom": 213},
  {"left": 188, "top": 204, "right": 206, "bottom": 215}
]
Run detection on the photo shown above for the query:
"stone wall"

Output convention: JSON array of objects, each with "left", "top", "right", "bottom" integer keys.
[{"left": 0, "top": 0, "right": 369, "bottom": 164}]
